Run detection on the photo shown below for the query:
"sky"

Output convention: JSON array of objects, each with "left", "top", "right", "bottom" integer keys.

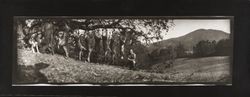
[{"left": 162, "top": 19, "right": 231, "bottom": 40}]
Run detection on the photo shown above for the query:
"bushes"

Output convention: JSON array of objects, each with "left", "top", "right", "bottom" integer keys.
[
  {"left": 175, "top": 43, "right": 186, "bottom": 58},
  {"left": 193, "top": 39, "right": 231, "bottom": 57},
  {"left": 193, "top": 40, "right": 216, "bottom": 57},
  {"left": 215, "top": 39, "right": 231, "bottom": 56},
  {"left": 147, "top": 46, "right": 176, "bottom": 65}
]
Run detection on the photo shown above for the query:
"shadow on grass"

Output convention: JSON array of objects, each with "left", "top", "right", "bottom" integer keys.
[{"left": 15, "top": 62, "right": 50, "bottom": 84}]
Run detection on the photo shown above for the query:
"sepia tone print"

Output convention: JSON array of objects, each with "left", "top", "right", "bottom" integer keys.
[{"left": 13, "top": 16, "right": 232, "bottom": 85}]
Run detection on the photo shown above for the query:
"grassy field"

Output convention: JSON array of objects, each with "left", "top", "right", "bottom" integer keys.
[
  {"left": 151, "top": 56, "right": 231, "bottom": 82},
  {"left": 15, "top": 49, "right": 231, "bottom": 84}
]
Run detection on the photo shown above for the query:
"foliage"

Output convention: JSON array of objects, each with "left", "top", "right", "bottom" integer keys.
[
  {"left": 148, "top": 45, "right": 176, "bottom": 64},
  {"left": 175, "top": 42, "right": 186, "bottom": 58},
  {"left": 15, "top": 17, "right": 174, "bottom": 45},
  {"left": 214, "top": 39, "right": 231, "bottom": 56},
  {"left": 193, "top": 40, "right": 216, "bottom": 57},
  {"left": 15, "top": 17, "right": 174, "bottom": 67},
  {"left": 193, "top": 39, "right": 231, "bottom": 57}
]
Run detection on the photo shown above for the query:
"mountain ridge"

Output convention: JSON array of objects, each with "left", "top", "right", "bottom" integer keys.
[{"left": 148, "top": 29, "right": 230, "bottom": 51}]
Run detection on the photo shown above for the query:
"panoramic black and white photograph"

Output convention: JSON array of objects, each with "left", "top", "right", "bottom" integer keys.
[{"left": 13, "top": 16, "right": 232, "bottom": 85}]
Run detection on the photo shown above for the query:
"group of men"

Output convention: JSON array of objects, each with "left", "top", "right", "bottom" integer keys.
[{"left": 23, "top": 22, "right": 137, "bottom": 69}]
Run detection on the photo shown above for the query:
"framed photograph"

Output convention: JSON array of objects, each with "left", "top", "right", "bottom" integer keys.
[
  {"left": 12, "top": 16, "right": 233, "bottom": 86},
  {"left": 0, "top": 0, "right": 250, "bottom": 97}
]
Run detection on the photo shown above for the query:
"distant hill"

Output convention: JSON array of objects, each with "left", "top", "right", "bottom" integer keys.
[{"left": 148, "top": 29, "right": 230, "bottom": 52}]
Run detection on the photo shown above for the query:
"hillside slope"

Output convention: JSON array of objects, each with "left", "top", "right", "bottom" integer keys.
[
  {"left": 16, "top": 49, "right": 173, "bottom": 83},
  {"left": 15, "top": 49, "right": 231, "bottom": 83}
]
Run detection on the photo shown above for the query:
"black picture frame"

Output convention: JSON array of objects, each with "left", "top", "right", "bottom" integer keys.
[{"left": 0, "top": 0, "right": 250, "bottom": 97}]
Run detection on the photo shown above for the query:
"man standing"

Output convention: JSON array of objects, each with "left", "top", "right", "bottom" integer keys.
[{"left": 127, "top": 49, "right": 136, "bottom": 70}]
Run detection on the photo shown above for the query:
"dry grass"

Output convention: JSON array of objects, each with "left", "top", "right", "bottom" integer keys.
[
  {"left": 16, "top": 49, "right": 231, "bottom": 84},
  {"left": 16, "top": 49, "right": 173, "bottom": 83},
  {"left": 151, "top": 56, "right": 231, "bottom": 82}
]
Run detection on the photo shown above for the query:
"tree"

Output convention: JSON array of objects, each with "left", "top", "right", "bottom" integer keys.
[
  {"left": 193, "top": 40, "right": 216, "bottom": 57},
  {"left": 215, "top": 39, "right": 231, "bottom": 56},
  {"left": 175, "top": 42, "right": 186, "bottom": 58},
  {"left": 161, "top": 46, "right": 176, "bottom": 61},
  {"left": 148, "top": 46, "right": 176, "bottom": 63},
  {"left": 15, "top": 18, "right": 26, "bottom": 48},
  {"left": 15, "top": 17, "right": 175, "bottom": 67},
  {"left": 17, "top": 18, "right": 174, "bottom": 44}
]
